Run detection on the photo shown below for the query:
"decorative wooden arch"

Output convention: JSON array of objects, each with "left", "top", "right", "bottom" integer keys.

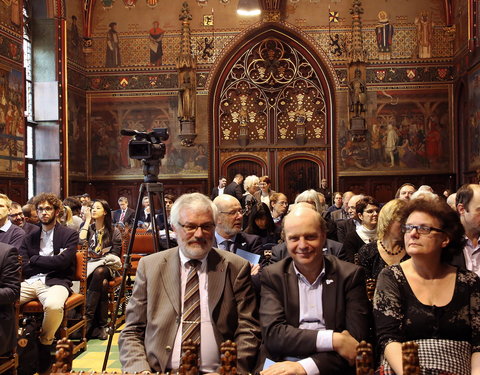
[{"left": 208, "top": 22, "right": 337, "bottom": 189}]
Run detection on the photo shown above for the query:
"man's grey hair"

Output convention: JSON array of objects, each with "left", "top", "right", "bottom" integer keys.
[{"left": 170, "top": 193, "right": 218, "bottom": 227}]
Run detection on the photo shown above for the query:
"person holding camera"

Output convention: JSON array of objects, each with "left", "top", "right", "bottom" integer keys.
[{"left": 79, "top": 199, "right": 122, "bottom": 340}]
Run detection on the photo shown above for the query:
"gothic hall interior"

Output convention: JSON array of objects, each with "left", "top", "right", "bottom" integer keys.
[{"left": 0, "top": 0, "right": 479, "bottom": 203}]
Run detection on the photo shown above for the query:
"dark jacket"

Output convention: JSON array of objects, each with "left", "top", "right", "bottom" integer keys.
[
  {"left": 20, "top": 223, "right": 78, "bottom": 292},
  {"left": 0, "top": 243, "right": 20, "bottom": 356}
]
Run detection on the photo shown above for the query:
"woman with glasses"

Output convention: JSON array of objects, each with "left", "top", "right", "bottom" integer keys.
[
  {"left": 253, "top": 176, "right": 276, "bottom": 208},
  {"left": 79, "top": 199, "right": 122, "bottom": 340},
  {"left": 342, "top": 196, "right": 380, "bottom": 262},
  {"left": 356, "top": 199, "right": 409, "bottom": 299},
  {"left": 374, "top": 199, "right": 480, "bottom": 375}
]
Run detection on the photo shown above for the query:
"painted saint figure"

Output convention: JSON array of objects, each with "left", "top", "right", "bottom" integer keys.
[
  {"left": 415, "top": 11, "right": 434, "bottom": 58},
  {"left": 375, "top": 11, "right": 394, "bottom": 53},
  {"left": 149, "top": 21, "right": 165, "bottom": 66},
  {"left": 106, "top": 22, "right": 121, "bottom": 67}
]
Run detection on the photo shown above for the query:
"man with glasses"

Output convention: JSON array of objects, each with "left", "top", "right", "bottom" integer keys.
[
  {"left": 9, "top": 201, "right": 37, "bottom": 235},
  {"left": 212, "top": 194, "right": 263, "bottom": 257},
  {"left": 336, "top": 194, "right": 365, "bottom": 243},
  {"left": 119, "top": 193, "right": 261, "bottom": 374},
  {"left": 0, "top": 194, "right": 26, "bottom": 250},
  {"left": 19, "top": 192, "right": 79, "bottom": 374}
]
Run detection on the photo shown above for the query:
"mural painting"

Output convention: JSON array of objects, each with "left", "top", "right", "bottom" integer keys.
[
  {"left": 0, "top": 0, "right": 21, "bottom": 33},
  {"left": 467, "top": 64, "right": 480, "bottom": 170},
  {"left": 338, "top": 88, "right": 451, "bottom": 174},
  {"left": 89, "top": 95, "right": 208, "bottom": 179},
  {"left": 0, "top": 66, "right": 24, "bottom": 175},
  {"left": 68, "top": 89, "right": 87, "bottom": 175}
]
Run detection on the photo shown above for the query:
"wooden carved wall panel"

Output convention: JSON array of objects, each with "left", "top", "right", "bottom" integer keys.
[
  {"left": 224, "top": 160, "right": 263, "bottom": 182},
  {"left": 218, "top": 37, "right": 327, "bottom": 147},
  {"left": 282, "top": 159, "right": 319, "bottom": 202}
]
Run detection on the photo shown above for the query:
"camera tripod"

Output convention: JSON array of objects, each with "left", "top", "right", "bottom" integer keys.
[{"left": 102, "top": 181, "right": 171, "bottom": 370}]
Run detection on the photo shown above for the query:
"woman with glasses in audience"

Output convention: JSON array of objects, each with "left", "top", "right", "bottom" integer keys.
[
  {"left": 374, "top": 199, "right": 480, "bottom": 375},
  {"left": 342, "top": 196, "right": 380, "bottom": 262},
  {"left": 356, "top": 199, "right": 409, "bottom": 298},
  {"left": 79, "top": 199, "right": 122, "bottom": 340}
]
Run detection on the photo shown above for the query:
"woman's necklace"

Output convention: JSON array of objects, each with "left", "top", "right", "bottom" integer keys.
[{"left": 379, "top": 239, "right": 404, "bottom": 256}]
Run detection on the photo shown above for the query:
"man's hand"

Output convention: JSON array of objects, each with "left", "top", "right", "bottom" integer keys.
[
  {"left": 332, "top": 330, "right": 358, "bottom": 366},
  {"left": 260, "top": 361, "right": 306, "bottom": 375},
  {"left": 251, "top": 263, "right": 260, "bottom": 276}
]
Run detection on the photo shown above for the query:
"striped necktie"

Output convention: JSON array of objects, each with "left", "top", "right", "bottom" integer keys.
[
  {"left": 182, "top": 259, "right": 201, "bottom": 345},
  {"left": 119, "top": 210, "right": 125, "bottom": 222}
]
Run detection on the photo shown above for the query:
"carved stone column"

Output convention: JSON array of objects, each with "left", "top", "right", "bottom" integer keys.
[{"left": 176, "top": 2, "right": 197, "bottom": 147}]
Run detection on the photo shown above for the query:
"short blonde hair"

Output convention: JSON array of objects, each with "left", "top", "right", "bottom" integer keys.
[
  {"left": 0, "top": 194, "right": 12, "bottom": 209},
  {"left": 377, "top": 199, "right": 407, "bottom": 241}
]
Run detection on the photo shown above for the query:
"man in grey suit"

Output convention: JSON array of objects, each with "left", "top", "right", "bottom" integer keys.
[{"left": 119, "top": 193, "right": 261, "bottom": 374}]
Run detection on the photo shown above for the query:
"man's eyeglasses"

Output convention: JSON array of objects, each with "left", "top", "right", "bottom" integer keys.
[
  {"left": 8, "top": 212, "right": 23, "bottom": 218},
  {"left": 220, "top": 209, "right": 246, "bottom": 216},
  {"left": 401, "top": 224, "right": 445, "bottom": 235},
  {"left": 37, "top": 206, "right": 54, "bottom": 213},
  {"left": 275, "top": 201, "right": 288, "bottom": 206},
  {"left": 177, "top": 222, "right": 215, "bottom": 233}
]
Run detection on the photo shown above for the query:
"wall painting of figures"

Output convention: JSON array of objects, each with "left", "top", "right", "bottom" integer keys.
[
  {"left": 0, "top": 66, "right": 24, "bottom": 176},
  {"left": 337, "top": 88, "right": 451, "bottom": 175},
  {"left": 88, "top": 95, "right": 208, "bottom": 179},
  {"left": 68, "top": 89, "right": 87, "bottom": 176},
  {"left": 467, "top": 64, "right": 480, "bottom": 170}
]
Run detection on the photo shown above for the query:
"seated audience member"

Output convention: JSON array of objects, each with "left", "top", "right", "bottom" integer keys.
[
  {"left": 254, "top": 176, "right": 276, "bottom": 208},
  {"left": 356, "top": 199, "right": 409, "bottom": 283},
  {"left": 0, "top": 242, "right": 20, "bottom": 358},
  {"left": 213, "top": 194, "right": 263, "bottom": 256},
  {"left": 331, "top": 191, "right": 354, "bottom": 221},
  {"left": 58, "top": 205, "right": 79, "bottom": 231},
  {"left": 62, "top": 197, "right": 83, "bottom": 231},
  {"left": 418, "top": 184, "right": 434, "bottom": 193},
  {"left": 295, "top": 189, "right": 337, "bottom": 240},
  {"left": 112, "top": 196, "right": 135, "bottom": 227},
  {"left": 138, "top": 196, "right": 152, "bottom": 226},
  {"left": 452, "top": 184, "right": 480, "bottom": 275},
  {"left": 244, "top": 202, "right": 280, "bottom": 248},
  {"left": 446, "top": 192, "right": 457, "bottom": 210},
  {"left": 342, "top": 196, "right": 380, "bottom": 261},
  {"left": 410, "top": 189, "right": 439, "bottom": 201},
  {"left": 316, "top": 192, "right": 328, "bottom": 214},
  {"left": 260, "top": 205, "right": 370, "bottom": 375},
  {"left": 119, "top": 193, "right": 261, "bottom": 374},
  {"left": 23, "top": 203, "right": 39, "bottom": 224},
  {"left": 79, "top": 199, "right": 122, "bottom": 339},
  {"left": 374, "top": 199, "right": 480, "bottom": 375},
  {"left": 9, "top": 201, "right": 37, "bottom": 235},
  {"left": 327, "top": 192, "right": 343, "bottom": 213},
  {"left": 270, "top": 192, "right": 288, "bottom": 231},
  {"left": 270, "top": 202, "right": 347, "bottom": 263},
  {"left": 224, "top": 174, "right": 244, "bottom": 202},
  {"left": 211, "top": 176, "right": 227, "bottom": 200},
  {"left": 242, "top": 175, "right": 260, "bottom": 228},
  {"left": 80, "top": 193, "right": 92, "bottom": 219},
  {"left": 395, "top": 183, "right": 416, "bottom": 201},
  {"left": 0, "top": 194, "right": 25, "bottom": 250},
  {"left": 19, "top": 193, "right": 78, "bottom": 372},
  {"left": 335, "top": 194, "right": 364, "bottom": 243}
]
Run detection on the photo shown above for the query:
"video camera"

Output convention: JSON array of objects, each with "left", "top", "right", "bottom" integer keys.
[{"left": 121, "top": 128, "right": 169, "bottom": 182}]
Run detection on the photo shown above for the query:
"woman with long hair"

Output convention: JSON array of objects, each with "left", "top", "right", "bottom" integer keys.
[
  {"left": 244, "top": 202, "right": 280, "bottom": 247},
  {"left": 79, "top": 199, "right": 122, "bottom": 339}
]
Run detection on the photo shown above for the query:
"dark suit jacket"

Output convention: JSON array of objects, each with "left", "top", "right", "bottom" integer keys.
[
  {"left": 342, "top": 230, "right": 366, "bottom": 262},
  {"left": 211, "top": 187, "right": 220, "bottom": 200},
  {"left": 224, "top": 182, "right": 243, "bottom": 202},
  {"left": 336, "top": 218, "right": 357, "bottom": 243},
  {"left": 450, "top": 250, "right": 467, "bottom": 269},
  {"left": 119, "top": 247, "right": 261, "bottom": 374},
  {"left": 260, "top": 256, "right": 370, "bottom": 374},
  {"left": 112, "top": 207, "right": 135, "bottom": 226},
  {"left": 213, "top": 232, "right": 264, "bottom": 255},
  {"left": 0, "top": 243, "right": 20, "bottom": 356},
  {"left": 19, "top": 223, "right": 78, "bottom": 291},
  {"left": 21, "top": 221, "right": 38, "bottom": 236},
  {"left": 270, "top": 239, "right": 348, "bottom": 263}
]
